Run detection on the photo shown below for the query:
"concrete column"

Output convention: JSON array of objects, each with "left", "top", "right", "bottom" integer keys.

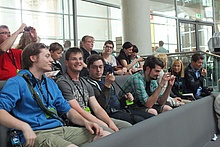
[{"left": 121, "top": 0, "right": 152, "bottom": 55}]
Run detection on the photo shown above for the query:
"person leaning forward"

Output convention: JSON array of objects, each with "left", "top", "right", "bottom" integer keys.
[
  {"left": 118, "top": 56, "right": 174, "bottom": 115},
  {"left": 0, "top": 43, "right": 110, "bottom": 147}
]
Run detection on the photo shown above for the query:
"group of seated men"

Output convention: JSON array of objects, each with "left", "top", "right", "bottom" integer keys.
[{"left": 0, "top": 23, "right": 214, "bottom": 146}]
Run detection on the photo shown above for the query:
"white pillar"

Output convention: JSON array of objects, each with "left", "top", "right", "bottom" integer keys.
[{"left": 121, "top": 0, "right": 152, "bottom": 55}]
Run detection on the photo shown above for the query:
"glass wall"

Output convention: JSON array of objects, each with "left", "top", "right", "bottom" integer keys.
[
  {"left": 77, "top": 0, "right": 122, "bottom": 51},
  {"left": 0, "top": 0, "right": 74, "bottom": 46},
  {"left": 0, "top": 0, "right": 121, "bottom": 50},
  {"left": 214, "top": 0, "right": 220, "bottom": 32},
  {"left": 0, "top": 0, "right": 218, "bottom": 54},
  {"left": 149, "top": 0, "right": 176, "bottom": 17},
  {"left": 150, "top": 16, "right": 177, "bottom": 53},
  {"left": 177, "top": 0, "right": 213, "bottom": 22},
  {"left": 150, "top": 0, "right": 215, "bottom": 53}
]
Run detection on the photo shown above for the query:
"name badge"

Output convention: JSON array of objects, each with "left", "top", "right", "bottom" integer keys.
[
  {"left": 84, "top": 107, "right": 91, "bottom": 113},
  {"left": 45, "top": 107, "right": 57, "bottom": 118},
  {"left": 126, "top": 100, "right": 134, "bottom": 106}
]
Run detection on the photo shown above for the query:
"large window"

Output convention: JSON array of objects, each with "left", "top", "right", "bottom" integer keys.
[
  {"left": 151, "top": 16, "right": 177, "bottom": 53},
  {"left": 0, "top": 0, "right": 74, "bottom": 46},
  {"left": 77, "top": 0, "right": 122, "bottom": 51},
  {"left": 177, "top": 0, "right": 213, "bottom": 22},
  {"left": 0, "top": 0, "right": 121, "bottom": 50},
  {"left": 214, "top": 0, "right": 220, "bottom": 32},
  {"left": 149, "top": 0, "right": 176, "bottom": 17}
]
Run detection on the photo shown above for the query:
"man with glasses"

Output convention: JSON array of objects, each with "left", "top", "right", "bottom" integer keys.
[
  {"left": 80, "top": 35, "right": 98, "bottom": 77},
  {"left": 118, "top": 56, "right": 174, "bottom": 115},
  {"left": 0, "top": 23, "right": 26, "bottom": 80}
]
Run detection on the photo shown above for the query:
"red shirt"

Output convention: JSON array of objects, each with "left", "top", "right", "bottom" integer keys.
[{"left": 0, "top": 49, "right": 22, "bottom": 80}]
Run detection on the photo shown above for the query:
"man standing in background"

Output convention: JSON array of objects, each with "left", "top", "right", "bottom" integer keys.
[{"left": 156, "top": 41, "right": 169, "bottom": 53}]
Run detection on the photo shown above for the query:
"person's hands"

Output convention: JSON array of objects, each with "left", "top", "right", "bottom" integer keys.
[
  {"left": 173, "top": 97, "right": 182, "bottom": 102},
  {"left": 22, "top": 124, "right": 37, "bottom": 147},
  {"left": 18, "top": 23, "right": 27, "bottom": 34},
  {"left": 168, "top": 75, "right": 175, "bottom": 86},
  {"left": 125, "top": 92, "right": 134, "bottom": 101},
  {"left": 201, "top": 68, "right": 207, "bottom": 77},
  {"left": 173, "top": 97, "right": 184, "bottom": 106},
  {"left": 114, "top": 70, "right": 124, "bottom": 75},
  {"left": 105, "top": 73, "right": 115, "bottom": 88},
  {"left": 122, "top": 67, "right": 127, "bottom": 74},
  {"left": 85, "top": 121, "right": 104, "bottom": 136},
  {"left": 108, "top": 121, "right": 119, "bottom": 132},
  {"left": 136, "top": 57, "right": 144, "bottom": 62},
  {"left": 82, "top": 61, "right": 87, "bottom": 68},
  {"left": 29, "top": 27, "right": 38, "bottom": 42},
  {"left": 160, "top": 72, "right": 171, "bottom": 86}
]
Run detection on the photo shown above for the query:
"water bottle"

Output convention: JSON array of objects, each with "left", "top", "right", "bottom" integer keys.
[{"left": 10, "top": 130, "right": 22, "bottom": 147}]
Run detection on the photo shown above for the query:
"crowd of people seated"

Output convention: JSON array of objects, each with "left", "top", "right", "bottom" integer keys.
[{"left": 0, "top": 23, "right": 215, "bottom": 146}]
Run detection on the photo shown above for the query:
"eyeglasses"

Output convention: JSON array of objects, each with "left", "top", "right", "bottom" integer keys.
[
  {"left": 105, "top": 45, "right": 113, "bottom": 49},
  {"left": 0, "top": 32, "right": 10, "bottom": 35},
  {"left": 86, "top": 40, "right": 94, "bottom": 43},
  {"left": 68, "top": 57, "right": 83, "bottom": 61}
]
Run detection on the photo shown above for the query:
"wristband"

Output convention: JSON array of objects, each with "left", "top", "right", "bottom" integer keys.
[{"left": 159, "top": 84, "right": 164, "bottom": 88}]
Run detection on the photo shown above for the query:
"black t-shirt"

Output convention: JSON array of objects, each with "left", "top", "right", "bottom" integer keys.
[
  {"left": 81, "top": 47, "right": 98, "bottom": 63},
  {"left": 80, "top": 48, "right": 98, "bottom": 77},
  {"left": 117, "top": 49, "right": 131, "bottom": 66}
]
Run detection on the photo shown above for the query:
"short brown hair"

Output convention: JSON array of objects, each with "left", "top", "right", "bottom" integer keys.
[{"left": 22, "top": 43, "right": 48, "bottom": 69}]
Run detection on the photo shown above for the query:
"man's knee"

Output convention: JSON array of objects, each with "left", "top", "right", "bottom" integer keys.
[
  {"left": 162, "top": 105, "right": 172, "bottom": 112},
  {"left": 148, "top": 108, "right": 158, "bottom": 115}
]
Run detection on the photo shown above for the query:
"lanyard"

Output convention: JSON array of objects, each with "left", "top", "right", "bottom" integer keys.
[
  {"left": 6, "top": 49, "right": 18, "bottom": 70},
  {"left": 67, "top": 73, "right": 87, "bottom": 106},
  {"left": 33, "top": 76, "right": 53, "bottom": 107}
]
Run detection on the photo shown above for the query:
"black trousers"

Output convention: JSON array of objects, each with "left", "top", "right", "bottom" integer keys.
[{"left": 109, "top": 109, "right": 154, "bottom": 125}]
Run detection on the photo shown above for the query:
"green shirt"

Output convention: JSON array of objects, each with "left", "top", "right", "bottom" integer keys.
[{"left": 118, "top": 71, "right": 159, "bottom": 105}]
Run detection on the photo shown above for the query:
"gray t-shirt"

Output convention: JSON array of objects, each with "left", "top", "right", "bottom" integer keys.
[{"left": 57, "top": 73, "right": 94, "bottom": 108}]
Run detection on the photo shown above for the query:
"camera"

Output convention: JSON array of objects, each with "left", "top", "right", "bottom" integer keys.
[
  {"left": 106, "top": 67, "right": 114, "bottom": 74},
  {"left": 104, "top": 65, "right": 114, "bottom": 74},
  {"left": 24, "top": 26, "right": 33, "bottom": 32}
]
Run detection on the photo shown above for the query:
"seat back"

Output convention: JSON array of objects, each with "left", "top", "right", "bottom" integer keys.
[
  {"left": 83, "top": 94, "right": 218, "bottom": 147},
  {"left": 0, "top": 80, "right": 11, "bottom": 147},
  {"left": 112, "top": 75, "right": 130, "bottom": 95},
  {"left": 0, "top": 80, "right": 6, "bottom": 90}
]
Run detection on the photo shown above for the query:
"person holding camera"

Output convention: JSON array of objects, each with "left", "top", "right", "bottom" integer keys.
[
  {"left": 117, "top": 42, "right": 144, "bottom": 73},
  {"left": 101, "top": 40, "right": 126, "bottom": 75},
  {"left": 118, "top": 56, "right": 174, "bottom": 115},
  {"left": 0, "top": 23, "right": 26, "bottom": 80},
  {"left": 16, "top": 26, "right": 39, "bottom": 50},
  {"left": 56, "top": 47, "right": 132, "bottom": 133},
  {"left": 86, "top": 54, "right": 155, "bottom": 124},
  {"left": 184, "top": 53, "right": 211, "bottom": 99}
]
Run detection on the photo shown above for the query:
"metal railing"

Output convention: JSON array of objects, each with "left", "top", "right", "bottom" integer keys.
[{"left": 154, "top": 51, "right": 220, "bottom": 92}]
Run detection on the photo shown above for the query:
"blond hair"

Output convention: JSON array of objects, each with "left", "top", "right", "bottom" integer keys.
[
  {"left": 155, "top": 54, "right": 167, "bottom": 68},
  {"left": 171, "top": 59, "right": 184, "bottom": 78}
]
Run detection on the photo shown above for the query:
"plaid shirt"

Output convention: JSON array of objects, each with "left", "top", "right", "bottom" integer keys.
[{"left": 118, "top": 71, "right": 158, "bottom": 105}]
